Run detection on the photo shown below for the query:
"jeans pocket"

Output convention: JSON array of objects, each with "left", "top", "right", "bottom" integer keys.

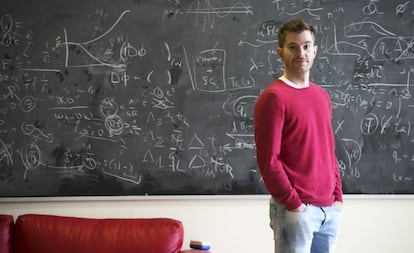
[
  {"left": 286, "top": 204, "right": 309, "bottom": 214},
  {"left": 332, "top": 204, "right": 343, "bottom": 212}
]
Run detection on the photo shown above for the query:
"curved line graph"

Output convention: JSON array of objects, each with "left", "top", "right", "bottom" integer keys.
[
  {"left": 63, "top": 10, "right": 131, "bottom": 69},
  {"left": 344, "top": 19, "right": 396, "bottom": 38},
  {"left": 81, "top": 10, "right": 131, "bottom": 45},
  {"left": 186, "top": 0, "right": 253, "bottom": 18},
  {"left": 284, "top": 7, "right": 323, "bottom": 20}
]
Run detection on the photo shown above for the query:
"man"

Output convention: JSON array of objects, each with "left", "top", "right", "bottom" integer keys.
[{"left": 254, "top": 19, "right": 343, "bottom": 253}]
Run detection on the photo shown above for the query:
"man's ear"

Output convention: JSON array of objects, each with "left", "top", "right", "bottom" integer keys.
[
  {"left": 277, "top": 47, "right": 283, "bottom": 58},
  {"left": 313, "top": 45, "right": 318, "bottom": 56}
]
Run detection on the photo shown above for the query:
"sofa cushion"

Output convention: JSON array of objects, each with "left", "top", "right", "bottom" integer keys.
[
  {"left": 0, "top": 215, "right": 13, "bottom": 253},
  {"left": 15, "top": 214, "right": 184, "bottom": 253}
]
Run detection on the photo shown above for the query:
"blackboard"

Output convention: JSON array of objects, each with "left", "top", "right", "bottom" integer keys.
[{"left": 1, "top": 0, "right": 414, "bottom": 197}]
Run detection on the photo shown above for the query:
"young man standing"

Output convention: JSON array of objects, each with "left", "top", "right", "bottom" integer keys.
[{"left": 254, "top": 19, "right": 343, "bottom": 253}]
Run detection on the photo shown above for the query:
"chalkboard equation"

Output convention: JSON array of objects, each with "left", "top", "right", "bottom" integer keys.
[{"left": 1, "top": 0, "right": 414, "bottom": 196}]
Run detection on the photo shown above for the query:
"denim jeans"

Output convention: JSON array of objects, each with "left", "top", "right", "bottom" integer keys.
[{"left": 269, "top": 198, "right": 342, "bottom": 253}]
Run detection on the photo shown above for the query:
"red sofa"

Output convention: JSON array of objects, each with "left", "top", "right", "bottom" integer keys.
[{"left": 0, "top": 214, "right": 210, "bottom": 253}]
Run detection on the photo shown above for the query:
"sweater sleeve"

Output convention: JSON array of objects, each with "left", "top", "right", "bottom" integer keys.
[{"left": 254, "top": 91, "right": 302, "bottom": 211}]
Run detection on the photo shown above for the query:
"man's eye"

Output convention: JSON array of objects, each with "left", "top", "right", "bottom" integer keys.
[
  {"left": 288, "top": 45, "right": 297, "bottom": 51},
  {"left": 304, "top": 44, "right": 313, "bottom": 50}
]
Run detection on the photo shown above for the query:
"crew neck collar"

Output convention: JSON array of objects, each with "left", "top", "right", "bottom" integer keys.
[{"left": 279, "top": 76, "right": 309, "bottom": 89}]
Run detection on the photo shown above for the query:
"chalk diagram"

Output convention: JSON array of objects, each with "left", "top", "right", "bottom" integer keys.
[
  {"left": 62, "top": 10, "right": 131, "bottom": 69},
  {"left": 185, "top": 0, "right": 253, "bottom": 29}
]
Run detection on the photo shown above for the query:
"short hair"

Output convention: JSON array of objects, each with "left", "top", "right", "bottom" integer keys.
[{"left": 277, "top": 19, "right": 316, "bottom": 48}]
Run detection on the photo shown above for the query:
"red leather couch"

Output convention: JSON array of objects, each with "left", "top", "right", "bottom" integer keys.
[{"left": 0, "top": 214, "right": 210, "bottom": 253}]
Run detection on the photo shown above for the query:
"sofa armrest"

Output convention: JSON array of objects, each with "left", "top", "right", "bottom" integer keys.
[{"left": 0, "top": 215, "right": 14, "bottom": 253}]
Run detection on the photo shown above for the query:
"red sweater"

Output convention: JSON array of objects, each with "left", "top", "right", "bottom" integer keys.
[{"left": 254, "top": 79, "right": 343, "bottom": 211}]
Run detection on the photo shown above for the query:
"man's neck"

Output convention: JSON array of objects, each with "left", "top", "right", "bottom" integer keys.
[{"left": 282, "top": 72, "right": 309, "bottom": 87}]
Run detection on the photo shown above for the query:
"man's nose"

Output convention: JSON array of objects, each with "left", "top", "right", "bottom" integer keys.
[{"left": 296, "top": 47, "right": 306, "bottom": 56}]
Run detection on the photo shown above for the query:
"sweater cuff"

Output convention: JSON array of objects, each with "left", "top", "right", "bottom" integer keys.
[
  {"left": 284, "top": 199, "right": 302, "bottom": 211},
  {"left": 335, "top": 192, "right": 343, "bottom": 203}
]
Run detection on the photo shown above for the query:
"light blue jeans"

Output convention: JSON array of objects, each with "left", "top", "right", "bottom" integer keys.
[{"left": 269, "top": 198, "right": 342, "bottom": 253}]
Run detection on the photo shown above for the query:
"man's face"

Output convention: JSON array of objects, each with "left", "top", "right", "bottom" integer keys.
[{"left": 277, "top": 30, "right": 317, "bottom": 75}]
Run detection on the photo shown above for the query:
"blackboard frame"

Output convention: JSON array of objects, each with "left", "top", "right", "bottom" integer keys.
[{"left": 2, "top": 0, "right": 414, "bottom": 197}]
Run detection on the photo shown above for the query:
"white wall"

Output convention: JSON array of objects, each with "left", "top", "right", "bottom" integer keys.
[{"left": 1, "top": 196, "right": 413, "bottom": 253}]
